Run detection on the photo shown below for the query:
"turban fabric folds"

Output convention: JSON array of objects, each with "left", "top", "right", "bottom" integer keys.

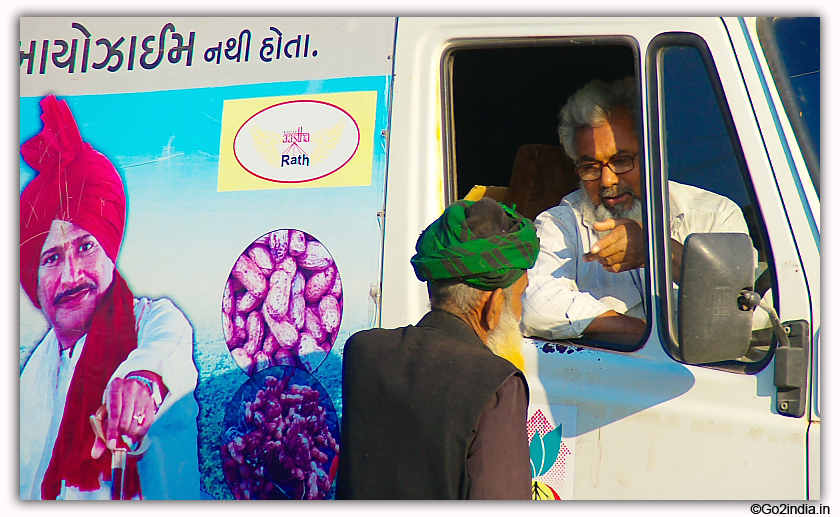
[
  {"left": 20, "top": 94, "right": 126, "bottom": 309},
  {"left": 411, "top": 198, "right": 539, "bottom": 290},
  {"left": 20, "top": 95, "right": 141, "bottom": 499}
]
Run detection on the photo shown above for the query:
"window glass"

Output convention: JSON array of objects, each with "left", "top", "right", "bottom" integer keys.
[
  {"left": 768, "top": 17, "right": 820, "bottom": 160},
  {"left": 660, "top": 45, "right": 777, "bottom": 365},
  {"left": 449, "top": 44, "right": 635, "bottom": 202},
  {"left": 661, "top": 48, "right": 749, "bottom": 207}
]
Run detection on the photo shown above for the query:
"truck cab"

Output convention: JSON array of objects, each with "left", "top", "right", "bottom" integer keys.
[{"left": 381, "top": 17, "right": 819, "bottom": 499}]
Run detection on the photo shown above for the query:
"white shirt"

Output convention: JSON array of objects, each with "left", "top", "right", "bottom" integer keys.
[
  {"left": 20, "top": 297, "right": 199, "bottom": 500},
  {"left": 522, "top": 181, "right": 750, "bottom": 340}
]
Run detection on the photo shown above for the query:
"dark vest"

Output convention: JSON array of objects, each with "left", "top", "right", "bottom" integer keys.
[{"left": 337, "top": 310, "right": 526, "bottom": 499}]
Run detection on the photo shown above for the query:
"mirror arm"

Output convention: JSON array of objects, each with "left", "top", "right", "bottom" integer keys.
[
  {"left": 744, "top": 289, "right": 807, "bottom": 418},
  {"left": 755, "top": 295, "right": 790, "bottom": 349}
]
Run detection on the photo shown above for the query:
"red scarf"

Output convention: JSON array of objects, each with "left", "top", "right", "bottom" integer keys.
[{"left": 40, "top": 271, "right": 142, "bottom": 499}]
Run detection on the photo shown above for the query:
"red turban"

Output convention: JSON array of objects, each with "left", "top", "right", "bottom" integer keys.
[
  {"left": 20, "top": 95, "right": 141, "bottom": 499},
  {"left": 20, "top": 94, "right": 126, "bottom": 308}
]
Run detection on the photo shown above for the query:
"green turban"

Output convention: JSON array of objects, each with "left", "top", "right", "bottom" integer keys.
[{"left": 411, "top": 198, "right": 540, "bottom": 290}]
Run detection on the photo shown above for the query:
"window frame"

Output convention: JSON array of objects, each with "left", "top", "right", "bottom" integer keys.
[
  {"left": 440, "top": 36, "right": 652, "bottom": 353},
  {"left": 646, "top": 31, "right": 779, "bottom": 374}
]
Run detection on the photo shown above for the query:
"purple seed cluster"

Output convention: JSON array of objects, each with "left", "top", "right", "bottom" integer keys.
[
  {"left": 221, "top": 374, "right": 339, "bottom": 500},
  {"left": 223, "top": 229, "right": 343, "bottom": 375}
]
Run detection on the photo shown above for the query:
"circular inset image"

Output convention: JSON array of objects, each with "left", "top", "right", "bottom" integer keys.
[
  {"left": 220, "top": 366, "right": 340, "bottom": 500},
  {"left": 222, "top": 229, "right": 343, "bottom": 375}
]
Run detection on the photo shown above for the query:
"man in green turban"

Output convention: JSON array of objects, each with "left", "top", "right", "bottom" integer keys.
[{"left": 338, "top": 197, "right": 539, "bottom": 500}]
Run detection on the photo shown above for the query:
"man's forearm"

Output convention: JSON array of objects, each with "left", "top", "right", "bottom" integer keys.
[{"left": 583, "top": 310, "right": 646, "bottom": 336}]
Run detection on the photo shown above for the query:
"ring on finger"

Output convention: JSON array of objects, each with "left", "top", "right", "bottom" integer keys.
[{"left": 133, "top": 413, "right": 145, "bottom": 426}]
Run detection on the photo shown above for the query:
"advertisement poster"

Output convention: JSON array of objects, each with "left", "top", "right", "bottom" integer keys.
[{"left": 19, "top": 17, "right": 395, "bottom": 500}]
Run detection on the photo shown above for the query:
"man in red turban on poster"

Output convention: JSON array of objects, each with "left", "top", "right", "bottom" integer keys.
[{"left": 19, "top": 95, "right": 199, "bottom": 500}]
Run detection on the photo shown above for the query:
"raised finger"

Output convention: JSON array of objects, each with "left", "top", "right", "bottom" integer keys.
[
  {"left": 591, "top": 218, "right": 617, "bottom": 233},
  {"left": 592, "top": 217, "right": 637, "bottom": 232},
  {"left": 592, "top": 228, "right": 629, "bottom": 257}
]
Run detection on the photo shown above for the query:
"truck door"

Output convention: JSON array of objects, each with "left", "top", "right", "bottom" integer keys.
[{"left": 383, "top": 17, "right": 816, "bottom": 499}]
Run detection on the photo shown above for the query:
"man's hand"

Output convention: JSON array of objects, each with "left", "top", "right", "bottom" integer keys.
[
  {"left": 670, "top": 238, "right": 684, "bottom": 284},
  {"left": 91, "top": 373, "right": 162, "bottom": 459},
  {"left": 583, "top": 218, "right": 646, "bottom": 273}
]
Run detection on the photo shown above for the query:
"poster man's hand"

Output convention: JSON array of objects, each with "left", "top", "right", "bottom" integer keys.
[{"left": 91, "top": 374, "right": 161, "bottom": 459}]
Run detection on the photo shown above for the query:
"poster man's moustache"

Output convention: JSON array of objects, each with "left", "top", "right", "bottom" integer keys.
[{"left": 54, "top": 283, "right": 97, "bottom": 305}]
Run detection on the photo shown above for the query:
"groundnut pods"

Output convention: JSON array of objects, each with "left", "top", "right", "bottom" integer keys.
[
  {"left": 223, "top": 229, "right": 343, "bottom": 375},
  {"left": 221, "top": 368, "right": 339, "bottom": 500}
]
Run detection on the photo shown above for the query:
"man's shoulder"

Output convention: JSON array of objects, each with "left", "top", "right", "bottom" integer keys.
[
  {"left": 348, "top": 324, "right": 412, "bottom": 339},
  {"left": 556, "top": 188, "right": 585, "bottom": 210},
  {"left": 20, "top": 329, "right": 57, "bottom": 375},
  {"left": 345, "top": 323, "right": 460, "bottom": 353},
  {"left": 535, "top": 189, "right": 585, "bottom": 221},
  {"left": 135, "top": 296, "right": 191, "bottom": 312},
  {"left": 669, "top": 181, "right": 740, "bottom": 213},
  {"left": 133, "top": 296, "right": 191, "bottom": 329},
  {"left": 344, "top": 319, "right": 506, "bottom": 366},
  {"left": 344, "top": 325, "right": 412, "bottom": 352}
]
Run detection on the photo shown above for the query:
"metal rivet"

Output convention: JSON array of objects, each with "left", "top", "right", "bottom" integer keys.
[
  {"left": 780, "top": 401, "right": 789, "bottom": 411},
  {"left": 784, "top": 326, "right": 791, "bottom": 335}
]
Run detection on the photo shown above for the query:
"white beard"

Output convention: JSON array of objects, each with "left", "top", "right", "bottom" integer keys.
[
  {"left": 579, "top": 182, "right": 644, "bottom": 239},
  {"left": 485, "top": 301, "right": 526, "bottom": 373}
]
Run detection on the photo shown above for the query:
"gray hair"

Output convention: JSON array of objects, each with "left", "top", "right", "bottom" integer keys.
[
  {"left": 429, "top": 280, "right": 514, "bottom": 316},
  {"left": 557, "top": 76, "right": 638, "bottom": 161}
]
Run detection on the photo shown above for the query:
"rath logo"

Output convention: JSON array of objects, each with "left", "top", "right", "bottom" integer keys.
[{"left": 233, "top": 100, "right": 360, "bottom": 183}]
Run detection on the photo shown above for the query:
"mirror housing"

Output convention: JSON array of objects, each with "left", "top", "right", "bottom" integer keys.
[{"left": 678, "top": 233, "right": 755, "bottom": 364}]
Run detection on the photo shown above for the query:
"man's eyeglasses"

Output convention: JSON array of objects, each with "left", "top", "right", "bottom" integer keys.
[{"left": 575, "top": 154, "right": 637, "bottom": 181}]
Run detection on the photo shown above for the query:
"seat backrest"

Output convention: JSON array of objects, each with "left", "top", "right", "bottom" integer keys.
[{"left": 502, "top": 144, "right": 579, "bottom": 220}]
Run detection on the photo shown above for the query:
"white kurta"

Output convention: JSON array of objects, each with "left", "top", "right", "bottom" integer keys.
[
  {"left": 20, "top": 297, "right": 199, "bottom": 500},
  {"left": 522, "top": 181, "right": 750, "bottom": 340}
]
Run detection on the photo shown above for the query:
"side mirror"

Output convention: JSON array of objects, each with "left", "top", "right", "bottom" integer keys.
[{"left": 678, "top": 233, "right": 755, "bottom": 364}]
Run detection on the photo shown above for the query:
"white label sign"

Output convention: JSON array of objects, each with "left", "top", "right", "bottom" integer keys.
[{"left": 233, "top": 100, "right": 360, "bottom": 183}]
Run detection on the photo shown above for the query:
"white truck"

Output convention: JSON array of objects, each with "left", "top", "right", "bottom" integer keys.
[
  {"left": 380, "top": 16, "right": 820, "bottom": 501},
  {"left": 20, "top": 16, "right": 818, "bottom": 500}
]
